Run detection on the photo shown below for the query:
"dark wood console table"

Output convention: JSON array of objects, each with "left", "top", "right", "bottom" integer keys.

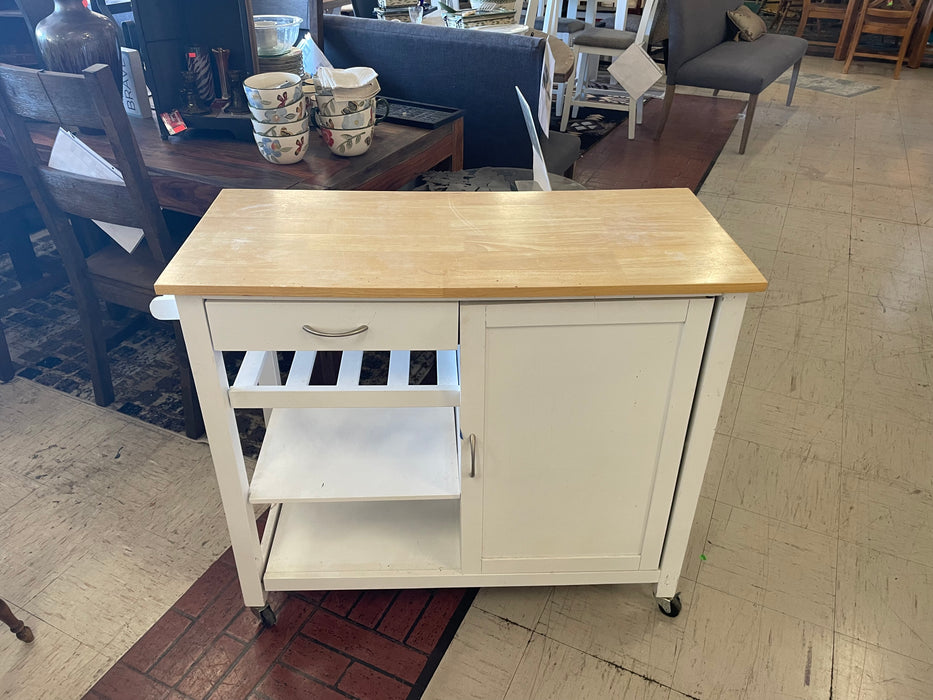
[{"left": 0, "top": 113, "right": 464, "bottom": 216}]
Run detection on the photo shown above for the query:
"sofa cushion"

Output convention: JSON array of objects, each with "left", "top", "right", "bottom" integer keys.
[
  {"left": 675, "top": 33, "right": 807, "bottom": 94},
  {"left": 572, "top": 27, "right": 637, "bottom": 50},
  {"left": 727, "top": 5, "right": 767, "bottom": 41}
]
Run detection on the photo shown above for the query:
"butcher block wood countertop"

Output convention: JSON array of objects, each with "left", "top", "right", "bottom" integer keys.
[{"left": 154, "top": 188, "right": 768, "bottom": 298}]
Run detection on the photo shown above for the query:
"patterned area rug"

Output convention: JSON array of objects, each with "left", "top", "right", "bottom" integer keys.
[
  {"left": 0, "top": 235, "right": 436, "bottom": 457},
  {"left": 774, "top": 72, "right": 881, "bottom": 98}
]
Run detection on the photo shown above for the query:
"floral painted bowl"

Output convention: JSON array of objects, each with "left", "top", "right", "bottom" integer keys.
[
  {"left": 251, "top": 116, "right": 310, "bottom": 137},
  {"left": 319, "top": 124, "right": 374, "bottom": 157},
  {"left": 253, "top": 129, "right": 309, "bottom": 165},
  {"left": 302, "top": 80, "right": 316, "bottom": 114},
  {"left": 315, "top": 94, "right": 378, "bottom": 118},
  {"left": 249, "top": 97, "right": 306, "bottom": 123},
  {"left": 243, "top": 71, "right": 302, "bottom": 109},
  {"left": 312, "top": 98, "right": 387, "bottom": 129}
]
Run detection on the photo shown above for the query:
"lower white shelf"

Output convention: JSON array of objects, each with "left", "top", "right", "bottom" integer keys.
[
  {"left": 249, "top": 406, "right": 460, "bottom": 503},
  {"left": 263, "top": 500, "right": 462, "bottom": 588}
]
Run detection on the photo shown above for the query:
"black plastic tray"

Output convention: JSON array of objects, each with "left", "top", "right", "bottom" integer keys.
[{"left": 380, "top": 98, "right": 464, "bottom": 130}]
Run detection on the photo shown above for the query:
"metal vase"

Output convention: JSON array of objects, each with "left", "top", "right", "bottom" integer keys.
[{"left": 35, "top": 0, "right": 121, "bottom": 87}]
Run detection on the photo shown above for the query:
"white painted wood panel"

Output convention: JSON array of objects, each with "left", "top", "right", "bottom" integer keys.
[
  {"left": 462, "top": 298, "right": 711, "bottom": 574},
  {"left": 249, "top": 406, "right": 460, "bottom": 503},
  {"left": 205, "top": 300, "right": 459, "bottom": 351},
  {"left": 228, "top": 349, "right": 461, "bottom": 409},
  {"left": 264, "top": 500, "right": 462, "bottom": 584}
]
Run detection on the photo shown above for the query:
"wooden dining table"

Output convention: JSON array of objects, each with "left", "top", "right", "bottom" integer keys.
[{"left": 0, "top": 109, "right": 464, "bottom": 217}]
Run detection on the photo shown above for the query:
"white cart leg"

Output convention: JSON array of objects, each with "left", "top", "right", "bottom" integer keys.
[
  {"left": 176, "top": 296, "right": 268, "bottom": 609},
  {"left": 655, "top": 294, "right": 748, "bottom": 611}
]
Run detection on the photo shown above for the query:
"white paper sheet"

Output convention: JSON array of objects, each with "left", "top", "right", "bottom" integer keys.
[
  {"left": 298, "top": 33, "right": 334, "bottom": 77},
  {"left": 48, "top": 128, "right": 145, "bottom": 254},
  {"left": 537, "top": 41, "right": 555, "bottom": 137},
  {"left": 515, "top": 87, "right": 551, "bottom": 192},
  {"left": 607, "top": 43, "right": 663, "bottom": 101}
]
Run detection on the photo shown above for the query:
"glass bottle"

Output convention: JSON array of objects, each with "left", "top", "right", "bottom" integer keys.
[{"left": 181, "top": 71, "right": 210, "bottom": 115}]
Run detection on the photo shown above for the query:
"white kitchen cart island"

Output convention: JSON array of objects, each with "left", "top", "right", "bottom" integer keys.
[{"left": 153, "top": 188, "right": 767, "bottom": 626}]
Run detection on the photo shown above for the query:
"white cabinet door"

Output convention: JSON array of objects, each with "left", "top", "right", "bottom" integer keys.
[{"left": 459, "top": 298, "right": 713, "bottom": 575}]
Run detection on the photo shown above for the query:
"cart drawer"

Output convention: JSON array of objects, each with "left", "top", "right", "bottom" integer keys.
[{"left": 204, "top": 300, "right": 460, "bottom": 351}]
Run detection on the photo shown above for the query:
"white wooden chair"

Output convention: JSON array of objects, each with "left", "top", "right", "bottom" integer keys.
[
  {"left": 559, "top": 0, "right": 662, "bottom": 139},
  {"left": 516, "top": 0, "right": 588, "bottom": 118}
]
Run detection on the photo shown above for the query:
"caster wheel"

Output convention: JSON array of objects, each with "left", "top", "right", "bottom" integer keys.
[
  {"left": 252, "top": 604, "right": 277, "bottom": 628},
  {"left": 657, "top": 593, "right": 682, "bottom": 618}
]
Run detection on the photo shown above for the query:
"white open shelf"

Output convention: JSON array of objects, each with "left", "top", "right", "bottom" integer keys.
[
  {"left": 229, "top": 349, "right": 461, "bottom": 409},
  {"left": 263, "top": 500, "right": 462, "bottom": 587},
  {"left": 249, "top": 406, "right": 461, "bottom": 503}
]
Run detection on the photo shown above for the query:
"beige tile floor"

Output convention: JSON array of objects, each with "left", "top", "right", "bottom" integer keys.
[
  {"left": 0, "top": 380, "right": 230, "bottom": 698},
  {"left": 426, "top": 56, "right": 933, "bottom": 699},
  {"left": 1, "top": 55, "right": 932, "bottom": 700}
]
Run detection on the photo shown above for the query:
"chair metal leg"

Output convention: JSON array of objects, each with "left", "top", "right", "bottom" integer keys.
[
  {"left": 654, "top": 84, "right": 676, "bottom": 141},
  {"left": 786, "top": 58, "right": 802, "bottom": 106},
  {"left": 739, "top": 93, "right": 759, "bottom": 155},
  {"left": 628, "top": 98, "right": 638, "bottom": 139},
  {"left": 712, "top": 89, "right": 720, "bottom": 96}
]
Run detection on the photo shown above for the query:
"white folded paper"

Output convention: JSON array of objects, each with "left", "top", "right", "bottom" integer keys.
[
  {"left": 515, "top": 86, "right": 551, "bottom": 192},
  {"left": 314, "top": 66, "right": 378, "bottom": 91},
  {"left": 48, "top": 128, "right": 145, "bottom": 254},
  {"left": 297, "top": 32, "right": 333, "bottom": 76}
]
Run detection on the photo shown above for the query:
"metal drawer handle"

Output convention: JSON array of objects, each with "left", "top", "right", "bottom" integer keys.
[
  {"left": 301, "top": 324, "right": 369, "bottom": 338},
  {"left": 468, "top": 433, "right": 476, "bottom": 478}
]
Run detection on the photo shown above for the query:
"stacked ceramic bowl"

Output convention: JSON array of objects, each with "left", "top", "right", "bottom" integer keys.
[
  {"left": 312, "top": 77, "right": 385, "bottom": 157},
  {"left": 244, "top": 72, "right": 309, "bottom": 165}
]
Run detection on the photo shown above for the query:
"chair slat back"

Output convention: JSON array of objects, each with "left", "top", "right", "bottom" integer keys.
[
  {"left": 867, "top": 0, "right": 915, "bottom": 13},
  {"left": 0, "top": 67, "right": 105, "bottom": 130},
  {"left": 37, "top": 168, "right": 148, "bottom": 229},
  {"left": 0, "top": 63, "right": 176, "bottom": 264}
]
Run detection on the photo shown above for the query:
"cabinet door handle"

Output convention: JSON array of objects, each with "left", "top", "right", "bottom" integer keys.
[
  {"left": 301, "top": 324, "right": 369, "bottom": 338},
  {"left": 468, "top": 433, "right": 476, "bottom": 478}
]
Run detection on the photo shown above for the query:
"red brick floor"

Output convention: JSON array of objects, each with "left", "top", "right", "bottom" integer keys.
[{"left": 82, "top": 549, "right": 475, "bottom": 700}]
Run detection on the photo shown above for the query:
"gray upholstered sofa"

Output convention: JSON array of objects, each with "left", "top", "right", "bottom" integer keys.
[{"left": 322, "top": 14, "right": 580, "bottom": 173}]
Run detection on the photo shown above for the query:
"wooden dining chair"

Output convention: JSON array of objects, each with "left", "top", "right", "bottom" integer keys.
[
  {"left": 0, "top": 597, "right": 34, "bottom": 643},
  {"left": 770, "top": 0, "right": 805, "bottom": 30},
  {"left": 795, "top": 0, "right": 851, "bottom": 51},
  {"left": 843, "top": 0, "right": 924, "bottom": 78},
  {"left": 0, "top": 63, "right": 204, "bottom": 438},
  {"left": 906, "top": 0, "right": 933, "bottom": 68}
]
